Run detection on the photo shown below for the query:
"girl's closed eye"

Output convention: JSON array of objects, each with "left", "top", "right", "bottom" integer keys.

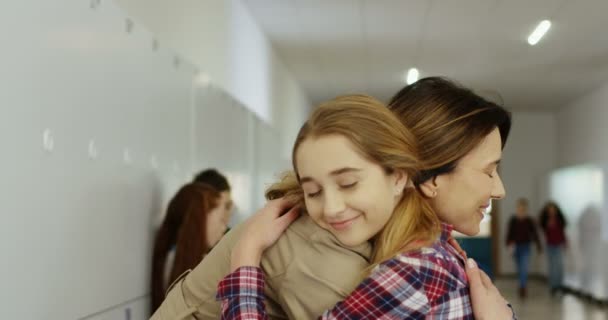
[
  {"left": 340, "top": 181, "right": 358, "bottom": 189},
  {"left": 306, "top": 189, "right": 322, "bottom": 198}
]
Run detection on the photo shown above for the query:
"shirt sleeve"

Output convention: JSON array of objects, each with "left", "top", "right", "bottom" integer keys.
[
  {"left": 216, "top": 266, "right": 268, "bottom": 320},
  {"left": 218, "top": 261, "right": 431, "bottom": 320}
]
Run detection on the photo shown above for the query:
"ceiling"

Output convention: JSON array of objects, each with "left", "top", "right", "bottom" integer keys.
[{"left": 244, "top": 0, "right": 608, "bottom": 110}]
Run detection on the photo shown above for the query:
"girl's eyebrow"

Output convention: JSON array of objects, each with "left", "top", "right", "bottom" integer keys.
[{"left": 300, "top": 167, "right": 362, "bottom": 183}]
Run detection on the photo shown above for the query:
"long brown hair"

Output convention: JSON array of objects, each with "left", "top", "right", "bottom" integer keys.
[
  {"left": 150, "top": 183, "right": 219, "bottom": 312},
  {"left": 266, "top": 94, "right": 441, "bottom": 274},
  {"left": 539, "top": 201, "right": 567, "bottom": 231}
]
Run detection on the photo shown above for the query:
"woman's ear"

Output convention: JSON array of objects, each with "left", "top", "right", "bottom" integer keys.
[
  {"left": 392, "top": 170, "right": 409, "bottom": 196},
  {"left": 419, "top": 176, "right": 439, "bottom": 198}
]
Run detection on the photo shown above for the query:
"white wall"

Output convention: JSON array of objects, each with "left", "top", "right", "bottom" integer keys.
[
  {"left": 0, "top": 2, "right": 192, "bottom": 318},
  {"left": 553, "top": 82, "right": 608, "bottom": 299},
  {"left": 190, "top": 85, "right": 286, "bottom": 225},
  {"left": 498, "top": 112, "right": 557, "bottom": 275},
  {"left": 0, "top": 1, "right": 290, "bottom": 319},
  {"left": 114, "top": 0, "right": 312, "bottom": 160},
  {"left": 557, "top": 83, "right": 608, "bottom": 166},
  {"left": 271, "top": 69, "right": 312, "bottom": 160},
  {"left": 110, "top": 0, "right": 233, "bottom": 103}
]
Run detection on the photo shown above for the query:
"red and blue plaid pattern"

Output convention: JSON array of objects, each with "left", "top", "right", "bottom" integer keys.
[
  {"left": 217, "top": 266, "right": 267, "bottom": 320},
  {"left": 217, "top": 224, "right": 475, "bottom": 319}
]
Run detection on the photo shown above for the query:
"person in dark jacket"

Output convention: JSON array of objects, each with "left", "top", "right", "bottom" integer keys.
[{"left": 506, "top": 198, "right": 541, "bottom": 298}]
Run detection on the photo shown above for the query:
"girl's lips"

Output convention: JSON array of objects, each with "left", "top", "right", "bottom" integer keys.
[{"left": 329, "top": 216, "right": 360, "bottom": 231}]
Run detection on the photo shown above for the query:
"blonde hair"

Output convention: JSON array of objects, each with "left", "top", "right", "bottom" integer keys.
[{"left": 265, "top": 94, "right": 441, "bottom": 275}]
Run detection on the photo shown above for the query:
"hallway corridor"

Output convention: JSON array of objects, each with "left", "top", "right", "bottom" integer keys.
[{"left": 496, "top": 279, "right": 607, "bottom": 319}]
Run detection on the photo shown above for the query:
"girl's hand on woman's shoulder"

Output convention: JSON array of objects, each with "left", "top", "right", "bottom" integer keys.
[{"left": 231, "top": 198, "right": 300, "bottom": 271}]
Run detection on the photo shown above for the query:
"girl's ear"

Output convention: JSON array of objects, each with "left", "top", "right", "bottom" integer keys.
[{"left": 392, "top": 170, "right": 409, "bottom": 196}]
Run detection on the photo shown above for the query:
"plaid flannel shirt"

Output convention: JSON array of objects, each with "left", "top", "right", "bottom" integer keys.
[{"left": 217, "top": 223, "right": 477, "bottom": 319}]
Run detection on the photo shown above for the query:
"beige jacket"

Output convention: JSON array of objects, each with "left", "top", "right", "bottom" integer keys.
[{"left": 150, "top": 215, "right": 372, "bottom": 319}]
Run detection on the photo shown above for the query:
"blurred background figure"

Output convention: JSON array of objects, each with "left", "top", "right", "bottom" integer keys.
[
  {"left": 539, "top": 201, "right": 568, "bottom": 296},
  {"left": 506, "top": 198, "right": 542, "bottom": 298},
  {"left": 150, "top": 169, "right": 233, "bottom": 313},
  {"left": 193, "top": 169, "right": 234, "bottom": 228}
]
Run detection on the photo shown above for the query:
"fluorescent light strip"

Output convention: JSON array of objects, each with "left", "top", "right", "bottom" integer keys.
[{"left": 528, "top": 20, "right": 551, "bottom": 45}]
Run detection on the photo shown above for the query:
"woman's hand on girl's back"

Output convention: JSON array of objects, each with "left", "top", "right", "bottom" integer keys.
[{"left": 231, "top": 198, "right": 300, "bottom": 271}]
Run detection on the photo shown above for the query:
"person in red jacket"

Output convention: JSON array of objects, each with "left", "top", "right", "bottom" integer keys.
[{"left": 539, "top": 201, "right": 568, "bottom": 296}]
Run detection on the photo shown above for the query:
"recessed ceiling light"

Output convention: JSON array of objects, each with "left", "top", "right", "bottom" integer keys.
[
  {"left": 528, "top": 20, "right": 551, "bottom": 46},
  {"left": 405, "top": 68, "right": 419, "bottom": 84}
]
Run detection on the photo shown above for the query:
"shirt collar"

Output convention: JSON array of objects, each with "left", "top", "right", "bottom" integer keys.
[{"left": 440, "top": 222, "right": 454, "bottom": 242}]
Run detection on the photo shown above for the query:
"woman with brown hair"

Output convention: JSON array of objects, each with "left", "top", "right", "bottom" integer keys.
[
  {"left": 150, "top": 183, "right": 228, "bottom": 313},
  {"left": 221, "top": 89, "right": 513, "bottom": 319}
]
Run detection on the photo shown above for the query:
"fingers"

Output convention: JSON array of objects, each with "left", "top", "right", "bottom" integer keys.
[
  {"left": 466, "top": 259, "right": 484, "bottom": 293},
  {"left": 466, "top": 258, "right": 494, "bottom": 290},
  {"left": 478, "top": 270, "right": 504, "bottom": 301},
  {"left": 466, "top": 259, "right": 511, "bottom": 319},
  {"left": 277, "top": 206, "right": 300, "bottom": 229},
  {"left": 478, "top": 269, "right": 493, "bottom": 289},
  {"left": 268, "top": 197, "right": 297, "bottom": 216}
]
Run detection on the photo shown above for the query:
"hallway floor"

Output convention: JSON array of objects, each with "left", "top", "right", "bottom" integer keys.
[{"left": 495, "top": 279, "right": 607, "bottom": 319}]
